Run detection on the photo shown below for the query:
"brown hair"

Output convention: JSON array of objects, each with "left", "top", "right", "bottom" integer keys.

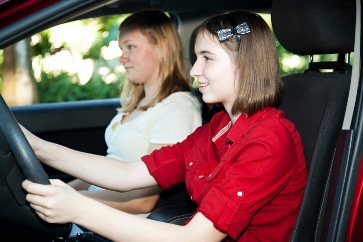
[
  {"left": 194, "top": 10, "right": 283, "bottom": 117},
  {"left": 119, "top": 9, "right": 191, "bottom": 112}
]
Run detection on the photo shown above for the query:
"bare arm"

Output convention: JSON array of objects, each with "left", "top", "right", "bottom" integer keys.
[
  {"left": 67, "top": 179, "right": 91, "bottom": 190},
  {"left": 20, "top": 124, "right": 157, "bottom": 192},
  {"left": 79, "top": 186, "right": 161, "bottom": 214},
  {"left": 68, "top": 143, "right": 166, "bottom": 213},
  {"left": 23, "top": 179, "right": 227, "bottom": 242}
]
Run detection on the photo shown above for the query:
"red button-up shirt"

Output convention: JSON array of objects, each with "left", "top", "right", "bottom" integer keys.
[{"left": 142, "top": 107, "right": 308, "bottom": 241}]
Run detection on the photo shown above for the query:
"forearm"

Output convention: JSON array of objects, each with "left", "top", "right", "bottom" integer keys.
[
  {"left": 34, "top": 141, "right": 117, "bottom": 188},
  {"left": 23, "top": 178, "right": 225, "bottom": 242},
  {"left": 34, "top": 139, "right": 155, "bottom": 191},
  {"left": 68, "top": 179, "right": 91, "bottom": 190},
  {"left": 74, "top": 197, "right": 179, "bottom": 241},
  {"left": 75, "top": 198, "right": 225, "bottom": 242},
  {"left": 79, "top": 186, "right": 161, "bottom": 214}
]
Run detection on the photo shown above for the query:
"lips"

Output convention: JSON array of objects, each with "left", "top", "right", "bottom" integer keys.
[
  {"left": 198, "top": 82, "right": 208, "bottom": 87},
  {"left": 198, "top": 82, "right": 209, "bottom": 92}
]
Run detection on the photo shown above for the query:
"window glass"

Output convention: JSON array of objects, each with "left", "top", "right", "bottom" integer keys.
[{"left": 0, "top": 13, "right": 354, "bottom": 106}]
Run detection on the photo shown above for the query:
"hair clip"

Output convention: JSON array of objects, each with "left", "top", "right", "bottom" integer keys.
[{"left": 216, "top": 22, "right": 251, "bottom": 43}]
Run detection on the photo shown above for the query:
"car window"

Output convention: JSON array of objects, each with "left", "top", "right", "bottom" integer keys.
[
  {"left": 0, "top": 15, "right": 127, "bottom": 106},
  {"left": 0, "top": 13, "right": 354, "bottom": 106},
  {"left": 32, "top": 15, "right": 126, "bottom": 103}
]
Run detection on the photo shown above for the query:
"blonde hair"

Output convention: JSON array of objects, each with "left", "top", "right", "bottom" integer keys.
[
  {"left": 119, "top": 9, "right": 191, "bottom": 112},
  {"left": 194, "top": 10, "right": 283, "bottom": 117}
]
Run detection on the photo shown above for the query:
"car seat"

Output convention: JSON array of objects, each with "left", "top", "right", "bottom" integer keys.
[{"left": 271, "top": 0, "right": 355, "bottom": 241}]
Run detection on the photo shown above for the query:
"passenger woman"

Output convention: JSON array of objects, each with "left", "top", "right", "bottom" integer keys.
[{"left": 68, "top": 9, "right": 202, "bottom": 216}]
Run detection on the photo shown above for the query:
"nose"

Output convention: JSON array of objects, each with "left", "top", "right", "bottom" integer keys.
[
  {"left": 119, "top": 51, "right": 127, "bottom": 64},
  {"left": 190, "top": 58, "right": 202, "bottom": 78}
]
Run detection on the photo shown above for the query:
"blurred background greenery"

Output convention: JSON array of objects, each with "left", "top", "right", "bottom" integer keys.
[{"left": 0, "top": 14, "right": 344, "bottom": 106}]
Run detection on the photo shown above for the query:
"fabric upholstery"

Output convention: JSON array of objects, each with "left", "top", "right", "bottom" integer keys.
[{"left": 272, "top": 0, "right": 355, "bottom": 241}]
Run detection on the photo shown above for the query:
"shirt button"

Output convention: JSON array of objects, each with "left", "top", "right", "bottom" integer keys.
[
  {"left": 198, "top": 175, "right": 204, "bottom": 179},
  {"left": 190, "top": 196, "right": 193, "bottom": 201},
  {"left": 237, "top": 191, "right": 243, "bottom": 197},
  {"left": 209, "top": 174, "right": 212, "bottom": 177},
  {"left": 189, "top": 162, "right": 193, "bottom": 166}
]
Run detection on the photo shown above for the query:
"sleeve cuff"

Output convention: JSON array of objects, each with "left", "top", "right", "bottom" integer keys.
[{"left": 198, "top": 187, "right": 252, "bottom": 239}]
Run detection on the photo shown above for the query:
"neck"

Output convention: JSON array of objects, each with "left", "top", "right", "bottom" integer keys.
[{"left": 226, "top": 110, "right": 242, "bottom": 124}]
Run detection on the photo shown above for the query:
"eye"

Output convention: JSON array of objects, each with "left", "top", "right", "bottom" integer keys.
[
  {"left": 128, "top": 45, "right": 135, "bottom": 50},
  {"left": 204, "top": 55, "right": 212, "bottom": 61}
]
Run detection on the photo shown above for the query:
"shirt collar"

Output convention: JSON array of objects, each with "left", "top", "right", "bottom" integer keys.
[{"left": 210, "top": 107, "right": 280, "bottom": 144}]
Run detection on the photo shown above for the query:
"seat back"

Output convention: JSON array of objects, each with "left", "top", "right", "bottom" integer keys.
[{"left": 271, "top": 0, "right": 355, "bottom": 241}]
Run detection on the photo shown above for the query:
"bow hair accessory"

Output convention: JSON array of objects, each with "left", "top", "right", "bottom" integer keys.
[{"left": 216, "top": 22, "right": 251, "bottom": 43}]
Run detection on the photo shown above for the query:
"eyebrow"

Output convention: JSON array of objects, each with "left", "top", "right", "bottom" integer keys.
[
  {"left": 196, "top": 50, "right": 215, "bottom": 55},
  {"left": 120, "top": 39, "right": 132, "bottom": 45}
]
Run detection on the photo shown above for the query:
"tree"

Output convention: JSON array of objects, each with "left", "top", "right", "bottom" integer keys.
[
  {"left": 2, "top": 45, "right": 16, "bottom": 106},
  {"left": 1, "top": 38, "right": 38, "bottom": 106}
]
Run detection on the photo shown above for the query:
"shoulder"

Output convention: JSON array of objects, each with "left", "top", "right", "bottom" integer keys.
[
  {"left": 258, "top": 108, "right": 297, "bottom": 135},
  {"left": 251, "top": 108, "right": 292, "bottom": 133},
  {"left": 244, "top": 108, "right": 300, "bottom": 150},
  {"left": 164, "top": 91, "right": 197, "bottom": 102},
  {"left": 160, "top": 91, "right": 202, "bottom": 110},
  {"left": 227, "top": 108, "right": 296, "bottom": 144}
]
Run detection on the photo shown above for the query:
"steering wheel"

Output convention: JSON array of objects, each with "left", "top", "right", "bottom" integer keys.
[
  {"left": 0, "top": 94, "right": 71, "bottom": 241},
  {"left": 0, "top": 95, "right": 51, "bottom": 184}
]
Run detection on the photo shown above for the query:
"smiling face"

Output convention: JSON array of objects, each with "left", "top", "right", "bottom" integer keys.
[
  {"left": 190, "top": 32, "right": 237, "bottom": 112},
  {"left": 118, "top": 29, "right": 162, "bottom": 86}
]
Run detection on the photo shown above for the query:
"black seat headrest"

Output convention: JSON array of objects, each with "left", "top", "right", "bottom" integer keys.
[{"left": 271, "top": 0, "right": 356, "bottom": 55}]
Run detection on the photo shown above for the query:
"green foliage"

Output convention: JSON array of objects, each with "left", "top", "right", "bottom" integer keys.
[
  {"left": 37, "top": 71, "right": 123, "bottom": 103},
  {"left": 83, "top": 17, "right": 125, "bottom": 59},
  {"left": 32, "top": 30, "right": 52, "bottom": 57},
  {"left": 31, "top": 15, "right": 126, "bottom": 103}
]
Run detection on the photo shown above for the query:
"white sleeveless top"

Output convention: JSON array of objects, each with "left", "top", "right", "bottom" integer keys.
[{"left": 88, "top": 91, "right": 202, "bottom": 191}]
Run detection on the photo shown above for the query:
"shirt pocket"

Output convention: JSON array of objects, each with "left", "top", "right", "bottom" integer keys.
[{"left": 185, "top": 147, "right": 205, "bottom": 193}]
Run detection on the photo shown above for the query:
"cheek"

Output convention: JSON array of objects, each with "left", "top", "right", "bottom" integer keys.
[
  {"left": 210, "top": 65, "right": 236, "bottom": 93},
  {"left": 203, "top": 65, "right": 218, "bottom": 80},
  {"left": 205, "top": 65, "right": 231, "bottom": 83},
  {"left": 141, "top": 49, "right": 160, "bottom": 66}
]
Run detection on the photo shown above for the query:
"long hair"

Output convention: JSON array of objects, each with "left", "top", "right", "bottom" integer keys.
[
  {"left": 194, "top": 10, "right": 283, "bottom": 117},
  {"left": 119, "top": 9, "right": 191, "bottom": 112}
]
